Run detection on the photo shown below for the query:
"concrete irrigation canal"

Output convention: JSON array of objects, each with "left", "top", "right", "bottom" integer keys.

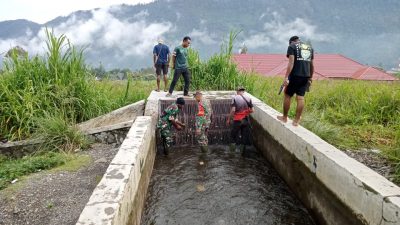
[{"left": 75, "top": 91, "right": 400, "bottom": 225}]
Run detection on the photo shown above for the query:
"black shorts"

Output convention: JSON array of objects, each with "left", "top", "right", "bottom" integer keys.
[
  {"left": 155, "top": 63, "right": 168, "bottom": 76},
  {"left": 285, "top": 76, "right": 310, "bottom": 97}
]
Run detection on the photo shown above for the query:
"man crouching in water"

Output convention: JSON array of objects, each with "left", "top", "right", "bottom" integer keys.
[
  {"left": 227, "top": 86, "right": 253, "bottom": 154},
  {"left": 194, "top": 91, "right": 212, "bottom": 153},
  {"left": 157, "top": 97, "right": 186, "bottom": 155}
]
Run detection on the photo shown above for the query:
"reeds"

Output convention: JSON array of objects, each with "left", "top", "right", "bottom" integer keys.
[
  {"left": 0, "top": 29, "right": 147, "bottom": 141},
  {"left": 187, "top": 30, "right": 257, "bottom": 92}
]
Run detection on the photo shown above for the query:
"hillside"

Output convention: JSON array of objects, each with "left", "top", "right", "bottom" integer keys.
[{"left": 0, "top": 0, "right": 399, "bottom": 69}]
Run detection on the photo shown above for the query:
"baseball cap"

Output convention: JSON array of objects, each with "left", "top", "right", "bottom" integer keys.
[{"left": 289, "top": 36, "right": 300, "bottom": 44}]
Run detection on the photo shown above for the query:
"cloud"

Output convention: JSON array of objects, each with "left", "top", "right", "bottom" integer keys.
[
  {"left": 0, "top": 5, "right": 173, "bottom": 60},
  {"left": 133, "top": 10, "right": 149, "bottom": 19},
  {"left": 244, "top": 12, "right": 336, "bottom": 49},
  {"left": 189, "top": 28, "right": 218, "bottom": 45},
  {"left": 0, "top": 0, "right": 155, "bottom": 24}
]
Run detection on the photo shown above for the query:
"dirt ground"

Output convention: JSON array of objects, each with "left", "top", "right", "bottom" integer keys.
[
  {"left": 344, "top": 149, "right": 397, "bottom": 184},
  {"left": 0, "top": 143, "right": 118, "bottom": 225}
]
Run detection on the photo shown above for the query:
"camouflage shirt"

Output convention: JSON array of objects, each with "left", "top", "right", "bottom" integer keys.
[{"left": 157, "top": 103, "right": 180, "bottom": 130}]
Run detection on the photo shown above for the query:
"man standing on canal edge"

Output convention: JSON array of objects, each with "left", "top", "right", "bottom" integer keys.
[
  {"left": 227, "top": 86, "right": 253, "bottom": 154},
  {"left": 166, "top": 36, "right": 191, "bottom": 97},
  {"left": 157, "top": 97, "right": 186, "bottom": 155},
  {"left": 194, "top": 91, "right": 212, "bottom": 153},
  {"left": 277, "top": 36, "right": 314, "bottom": 126},
  {"left": 153, "top": 38, "right": 171, "bottom": 92}
]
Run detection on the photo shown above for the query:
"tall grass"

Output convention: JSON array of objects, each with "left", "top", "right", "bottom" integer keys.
[
  {"left": 187, "top": 31, "right": 257, "bottom": 93},
  {"left": 0, "top": 30, "right": 147, "bottom": 141},
  {"left": 34, "top": 114, "right": 90, "bottom": 152},
  {"left": 252, "top": 78, "right": 399, "bottom": 150}
]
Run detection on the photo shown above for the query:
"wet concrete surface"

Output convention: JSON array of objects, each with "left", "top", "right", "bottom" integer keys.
[{"left": 141, "top": 146, "right": 315, "bottom": 225}]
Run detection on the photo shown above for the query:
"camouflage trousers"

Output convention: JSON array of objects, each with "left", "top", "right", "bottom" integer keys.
[
  {"left": 160, "top": 128, "right": 174, "bottom": 148},
  {"left": 195, "top": 116, "right": 209, "bottom": 146}
]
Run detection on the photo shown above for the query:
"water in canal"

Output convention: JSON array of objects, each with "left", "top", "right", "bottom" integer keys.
[{"left": 141, "top": 145, "right": 315, "bottom": 225}]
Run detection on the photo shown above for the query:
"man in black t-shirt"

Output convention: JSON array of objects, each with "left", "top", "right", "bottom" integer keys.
[{"left": 277, "top": 36, "right": 314, "bottom": 126}]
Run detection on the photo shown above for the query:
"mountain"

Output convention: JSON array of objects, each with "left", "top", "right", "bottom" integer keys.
[{"left": 0, "top": 0, "right": 399, "bottom": 70}]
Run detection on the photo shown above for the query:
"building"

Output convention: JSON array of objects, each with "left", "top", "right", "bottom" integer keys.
[{"left": 233, "top": 54, "right": 398, "bottom": 81}]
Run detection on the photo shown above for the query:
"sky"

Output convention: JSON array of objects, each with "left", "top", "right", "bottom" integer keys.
[{"left": 0, "top": 0, "right": 154, "bottom": 24}]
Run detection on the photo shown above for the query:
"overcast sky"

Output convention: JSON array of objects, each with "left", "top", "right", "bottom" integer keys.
[{"left": 0, "top": 0, "right": 154, "bottom": 24}]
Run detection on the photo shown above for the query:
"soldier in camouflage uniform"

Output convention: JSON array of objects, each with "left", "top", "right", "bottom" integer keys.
[
  {"left": 194, "top": 91, "right": 212, "bottom": 152},
  {"left": 157, "top": 97, "right": 186, "bottom": 155}
]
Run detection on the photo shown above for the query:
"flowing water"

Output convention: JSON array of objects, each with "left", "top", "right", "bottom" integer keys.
[
  {"left": 142, "top": 99, "right": 315, "bottom": 224},
  {"left": 141, "top": 146, "right": 315, "bottom": 225}
]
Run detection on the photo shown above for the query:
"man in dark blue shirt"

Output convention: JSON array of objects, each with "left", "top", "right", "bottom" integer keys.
[
  {"left": 153, "top": 38, "right": 171, "bottom": 92},
  {"left": 277, "top": 36, "right": 314, "bottom": 126}
]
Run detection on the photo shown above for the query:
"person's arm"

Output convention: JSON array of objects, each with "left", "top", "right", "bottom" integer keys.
[
  {"left": 227, "top": 97, "right": 236, "bottom": 125},
  {"left": 171, "top": 55, "right": 176, "bottom": 69},
  {"left": 170, "top": 119, "right": 182, "bottom": 130},
  {"left": 171, "top": 48, "right": 177, "bottom": 69},
  {"left": 248, "top": 99, "right": 254, "bottom": 113},
  {"left": 227, "top": 106, "right": 235, "bottom": 125},
  {"left": 153, "top": 46, "right": 157, "bottom": 68},
  {"left": 167, "top": 47, "right": 171, "bottom": 66},
  {"left": 284, "top": 55, "right": 294, "bottom": 85},
  {"left": 153, "top": 54, "right": 157, "bottom": 68},
  {"left": 176, "top": 120, "right": 186, "bottom": 127},
  {"left": 168, "top": 115, "right": 185, "bottom": 130}
]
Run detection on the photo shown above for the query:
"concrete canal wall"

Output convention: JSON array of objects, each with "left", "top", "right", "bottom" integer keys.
[
  {"left": 247, "top": 92, "right": 400, "bottom": 225},
  {"left": 76, "top": 91, "right": 400, "bottom": 225},
  {"left": 76, "top": 116, "right": 156, "bottom": 225}
]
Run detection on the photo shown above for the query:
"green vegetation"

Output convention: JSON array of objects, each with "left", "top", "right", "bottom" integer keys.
[
  {"left": 0, "top": 30, "right": 153, "bottom": 190},
  {"left": 188, "top": 31, "right": 257, "bottom": 93},
  {"left": 252, "top": 79, "right": 399, "bottom": 152},
  {"left": 0, "top": 151, "right": 92, "bottom": 191},
  {"left": 34, "top": 114, "right": 90, "bottom": 152},
  {"left": 51, "top": 154, "right": 91, "bottom": 172},
  {"left": 0, "top": 30, "right": 152, "bottom": 141},
  {"left": 91, "top": 64, "right": 156, "bottom": 80},
  {"left": 0, "top": 152, "right": 71, "bottom": 190}
]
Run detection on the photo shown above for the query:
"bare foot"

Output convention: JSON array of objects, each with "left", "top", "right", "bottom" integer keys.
[
  {"left": 165, "top": 93, "right": 172, "bottom": 97},
  {"left": 277, "top": 115, "right": 288, "bottom": 123},
  {"left": 292, "top": 120, "right": 300, "bottom": 126}
]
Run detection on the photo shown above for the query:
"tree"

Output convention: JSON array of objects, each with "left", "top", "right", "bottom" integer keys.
[
  {"left": 239, "top": 42, "right": 248, "bottom": 54},
  {"left": 92, "top": 62, "right": 106, "bottom": 79},
  {"left": 5, "top": 46, "right": 27, "bottom": 58}
]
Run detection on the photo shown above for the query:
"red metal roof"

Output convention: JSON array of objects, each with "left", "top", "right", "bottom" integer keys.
[{"left": 233, "top": 53, "right": 398, "bottom": 81}]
